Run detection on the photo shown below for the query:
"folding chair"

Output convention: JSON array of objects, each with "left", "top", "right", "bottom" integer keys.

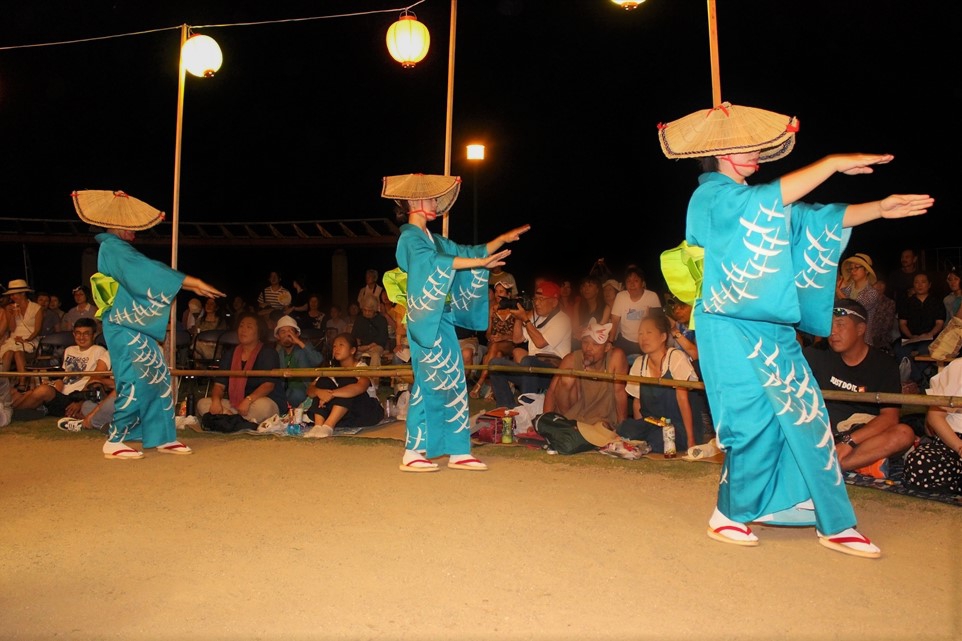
[
  {"left": 190, "top": 328, "right": 226, "bottom": 370},
  {"left": 25, "top": 331, "right": 76, "bottom": 387}
]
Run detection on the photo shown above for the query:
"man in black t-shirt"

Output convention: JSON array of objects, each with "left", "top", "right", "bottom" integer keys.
[
  {"left": 805, "top": 299, "right": 915, "bottom": 477},
  {"left": 895, "top": 272, "right": 944, "bottom": 383}
]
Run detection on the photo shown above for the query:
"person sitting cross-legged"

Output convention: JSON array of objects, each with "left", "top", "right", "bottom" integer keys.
[
  {"left": 805, "top": 299, "right": 916, "bottom": 478},
  {"left": 302, "top": 333, "right": 385, "bottom": 439},
  {"left": 543, "top": 319, "right": 628, "bottom": 427},
  {"left": 274, "top": 315, "right": 323, "bottom": 408},
  {"left": 352, "top": 296, "right": 389, "bottom": 387},
  {"left": 11, "top": 317, "right": 111, "bottom": 417},
  {"left": 903, "top": 359, "right": 962, "bottom": 495},
  {"left": 488, "top": 281, "right": 572, "bottom": 408}
]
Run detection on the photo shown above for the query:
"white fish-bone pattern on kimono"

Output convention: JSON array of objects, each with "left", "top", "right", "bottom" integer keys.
[
  {"left": 747, "top": 336, "right": 842, "bottom": 486},
  {"left": 418, "top": 336, "right": 470, "bottom": 430},
  {"left": 794, "top": 224, "right": 843, "bottom": 289},
  {"left": 449, "top": 269, "right": 487, "bottom": 312},
  {"left": 705, "top": 199, "right": 788, "bottom": 315},
  {"left": 406, "top": 266, "right": 453, "bottom": 317},
  {"left": 107, "top": 288, "right": 173, "bottom": 327},
  {"left": 126, "top": 331, "right": 174, "bottom": 412}
]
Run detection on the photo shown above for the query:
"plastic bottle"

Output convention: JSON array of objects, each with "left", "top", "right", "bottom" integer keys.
[
  {"left": 501, "top": 415, "right": 514, "bottom": 444},
  {"left": 185, "top": 390, "right": 196, "bottom": 417},
  {"left": 663, "top": 418, "right": 676, "bottom": 458}
]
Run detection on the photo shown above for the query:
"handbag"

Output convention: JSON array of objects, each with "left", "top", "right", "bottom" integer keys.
[
  {"left": 929, "top": 317, "right": 962, "bottom": 361},
  {"left": 534, "top": 412, "right": 595, "bottom": 455}
]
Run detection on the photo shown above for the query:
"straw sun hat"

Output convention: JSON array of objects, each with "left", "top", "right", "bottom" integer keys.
[
  {"left": 5, "top": 279, "right": 34, "bottom": 295},
  {"left": 658, "top": 102, "right": 799, "bottom": 163},
  {"left": 842, "top": 253, "right": 877, "bottom": 284},
  {"left": 71, "top": 190, "right": 166, "bottom": 231},
  {"left": 381, "top": 174, "right": 462, "bottom": 214}
]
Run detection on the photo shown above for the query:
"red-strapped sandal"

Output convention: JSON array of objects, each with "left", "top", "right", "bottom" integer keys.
[
  {"left": 157, "top": 441, "right": 193, "bottom": 455},
  {"left": 447, "top": 457, "right": 488, "bottom": 471},
  {"left": 104, "top": 447, "right": 143, "bottom": 460},
  {"left": 706, "top": 524, "right": 759, "bottom": 547},
  {"left": 817, "top": 530, "right": 881, "bottom": 559},
  {"left": 399, "top": 459, "right": 439, "bottom": 473}
]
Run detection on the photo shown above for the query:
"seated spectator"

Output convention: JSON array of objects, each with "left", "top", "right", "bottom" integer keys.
[
  {"left": 543, "top": 319, "right": 628, "bottom": 426},
  {"left": 471, "top": 282, "right": 518, "bottom": 399},
  {"left": 871, "top": 278, "right": 898, "bottom": 353},
  {"left": 903, "top": 359, "right": 962, "bottom": 494},
  {"left": 488, "top": 281, "right": 572, "bottom": 408},
  {"left": 805, "top": 299, "right": 915, "bottom": 477},
  {"left": 182, "top": 298, "right": 203, "bottom": 334},
  {"left": 1, "top": 280, "right": 43, "bottom": 392},
  {"left": 257, "top": 271, "right": 291, "bottom": 317},
  {"left": 457, "top": 326, "right": 480, "bottom": 375},
  {"left": 226, "top": 294, "right": 252, "bottom": 329},
  {"left": 286, "top": 274, "right": 310, "bottom": 318},
  {"left": 944, "top": 267, "right": 962, "bottom": 324},
  {"left": 663, "top": 294, "right": 699, "bottom": 364},
  {"left": 602, "top": 278, "right": 621, "bottom": 310},
  {"left": 837, "top": 253, "right": 881, "bottom": 346},
  {"left": 192, "top": 297, "right": 227, "bottom": 362},
  {"left": 275, "top": 315, "right": 323, "bottom": 408},
  {"left": 895, "top": 272, "right": 944, "bottom": 383},
  {"left": 610, "top": 266, "right": 661, "bottom": 358},
  {"left": 48, "top": 294, "right": 65, "bottom": 326},
  {"left": 196, "top": 312, "right": 286, "bottom": 424},
  {"left": 888, "top": 247, "right": 919, "bottom": 311},
  {"left": 57, "top": 389, "right": 117, "bottom": 434},
  {"left": 0, "top": 373, "right": 13, "bottom": 427},
  {"left": 326, "top": 305, "right": 348, "bottom": 336},
  {"left": 352, "top": 296, "right": 389, "bottom": 370},
  {"left": 617, "top": 313, "right": 699, "bottom": 452},
  {"left": 357, "top": 269, "right": 384, "bottom": 308},
  {"left": 575, "top": 276, "right": 612, "bottom": 333},
  {"left": 381, "top": 288, "right": 402, "bottom": 348},
  {"left": 345, "top": 302, "right": 361, "bottom": 333},
  {"left": 11, "top": 318, "right": 110, "bottom": 416},
  {"left": 559, "top": 280, "right": 579, "bottom": 318},
  {"left": 303, "top": 333, "right": 385, "bottom": 438},
  {"left": 61, "top": 285, "right": 97, "bottom": 331},
  {"left": 489, "top": 265, "right": 517, "bottom": 294},
  {"left": 302, "top": 294, "right": 326, "bottom": 331},
  {"left": 35, "top": 292, "right": 61, "bottom": 336}
]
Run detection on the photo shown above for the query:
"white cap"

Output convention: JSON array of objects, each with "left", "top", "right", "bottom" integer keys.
[{"left": 274, "top": 315, "right": 301, "bottom": 338}]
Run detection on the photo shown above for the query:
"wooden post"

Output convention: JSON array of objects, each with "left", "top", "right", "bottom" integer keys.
[
  {"left": 707, "top": 0, "right": 722, "bottom": 106},
  {"left": 442, "top": 0, "right": 457, "bottom": 238},
  {"left": 166, "top": 24, "right": 188, "bottom": 399}
]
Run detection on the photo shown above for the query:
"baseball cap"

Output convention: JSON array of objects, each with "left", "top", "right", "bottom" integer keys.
[{"left": 536, "top": 281, "right": 561, "bottom": 298}]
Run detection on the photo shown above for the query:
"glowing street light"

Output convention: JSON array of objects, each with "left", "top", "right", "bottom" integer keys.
[
  {"left": 466, "top": 144, "right": 485, "bottom": 161},
  {"left": 611, "top": 0, "right": 646, "bottom": 9},
  {"left": 181, "top": 34, "right": 223, "bottom": 78},
  {"left": 387, "top": 12, "right": 431, "bottom": 68}
]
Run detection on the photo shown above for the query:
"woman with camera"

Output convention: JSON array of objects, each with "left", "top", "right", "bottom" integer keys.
[{"left": 471, "top": 281, "right": 519, "bottom": 399}]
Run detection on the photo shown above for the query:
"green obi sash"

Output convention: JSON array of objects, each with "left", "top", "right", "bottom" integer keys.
[
  {"left": 659, "top": 240, "right": 704, "bottom": 329},
  {"left": 89, "top": 272, "right": 119, "bottom": 320}
]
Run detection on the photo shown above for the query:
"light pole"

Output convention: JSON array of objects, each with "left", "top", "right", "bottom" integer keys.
[{"left": 466, "top": 144, "right": 485, "bottom": 245}]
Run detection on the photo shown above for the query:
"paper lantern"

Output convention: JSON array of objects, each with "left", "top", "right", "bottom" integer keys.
[
  {"left": 182, "top": 34, "right": 223, "bottom": 78},
  {"left": 387, "top": 13, "right": 430, "bottom": 68}
]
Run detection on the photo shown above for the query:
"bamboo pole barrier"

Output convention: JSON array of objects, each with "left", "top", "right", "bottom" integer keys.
[{"left": 4, "top": 365, "right": 961, "bottom": 409}]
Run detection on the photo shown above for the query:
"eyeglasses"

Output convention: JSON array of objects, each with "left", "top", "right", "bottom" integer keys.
[{"left": 832, "top": 307, "right": 865, "bottom": 321}]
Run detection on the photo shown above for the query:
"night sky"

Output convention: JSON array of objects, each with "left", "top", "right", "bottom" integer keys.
[{"left": 0, "top": 0, "right": 954, "bottom": 304}]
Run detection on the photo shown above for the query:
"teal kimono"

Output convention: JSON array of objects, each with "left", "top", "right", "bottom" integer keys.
[
  {"left": 687, "top": 173, "right": 856, "bottom": 535},
  {"left": 96, "top": 233, "right": 185, "bottom": 448},
  {"left": 396, "top": 224, "right": 489, "bottom": 457}
]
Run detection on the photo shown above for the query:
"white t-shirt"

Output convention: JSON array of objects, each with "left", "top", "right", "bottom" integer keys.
[
  {"left": 927, "top": 359, "right": 962, "bottom": 435},
  {"left": 626, "top": 348, "right": 697, "bottom": 399},
  {"left": 522, "top": 310, "right": 572, "bottom": 358},
  {"left": 61, "top": 345, "right": 110, "bottom": 395},
  {"left": 611, "top": 289, "right": 662, "bottom": 342}
]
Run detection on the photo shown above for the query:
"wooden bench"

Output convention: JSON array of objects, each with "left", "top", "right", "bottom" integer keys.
[{"left": 913, "top": 355, "right": 961, "bottom": 373}]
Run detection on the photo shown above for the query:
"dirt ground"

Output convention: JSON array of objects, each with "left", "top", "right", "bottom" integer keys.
[{"left": 1, "top": 424, "right": 960, "bottom": 641}]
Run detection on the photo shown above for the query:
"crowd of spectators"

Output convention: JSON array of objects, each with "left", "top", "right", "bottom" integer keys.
[{"left": 2, "top": 248, "right": 962, "bottom": 496}]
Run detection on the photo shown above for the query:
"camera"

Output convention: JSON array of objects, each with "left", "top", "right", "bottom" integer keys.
[
  {"left": 499, "top": 292, "right": 534, "bottom": 311},
  {"left": 68, "top": 387, "right": 106, "bottom": 403}
]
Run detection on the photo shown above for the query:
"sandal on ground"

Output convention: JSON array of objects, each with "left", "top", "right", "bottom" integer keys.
[
  {"left": 447, "top": 457, "right": 488, "bottom": 471},
  {"left": 817, "top": 529, "right": 881, "bottom": 559},
  {"left": 707, "top": 524, "right": 759, "bottom": 547},
  {"left": 157, "top": 441, "right": 193, "bottom": 455},
  {"left": 399, "top": 458, "right": 439, "bottom": 473},
  {"left": 103, "top": 446, "right": 144, "bottom": 460}
]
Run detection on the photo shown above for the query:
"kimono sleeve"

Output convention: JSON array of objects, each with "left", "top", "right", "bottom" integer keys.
[
  {"left": 100, "top": 235, "right": 185, "bottom": 302},
  {"left": 789, "top": 200, "right": 851, "bottom": 337},
  {"left": 396, "top": 226, "right": 457, "bottom": 349},
  {"left": 433, "top": 234, "right": 491, "bottom": 332}
]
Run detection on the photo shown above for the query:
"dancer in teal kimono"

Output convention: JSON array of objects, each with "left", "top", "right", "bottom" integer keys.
[
  {"left": 72, "top": 190, "right": 225, "bottom": 460},
  {"left": 657, "top": 103, "right": 933, "bottom": 557},
  {"left": 382, "top": 174, "right": 529, "bottom": 472}
]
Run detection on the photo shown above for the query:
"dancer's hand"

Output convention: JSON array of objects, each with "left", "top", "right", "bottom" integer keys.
[
  {"left": 183, "top": 276, "right": 226, "bottom": 299},
  {"left": 880, "top": 194, "right": 935, "bottom": 219},
  {"left": 497, "top": 225, "right": 531, "bottom": 245},
  {"left": 832, "top": 153, "right": 894, "bottom": 175},
  {"left": 479, "top": 249, "right": 511, "bottom": 270}
]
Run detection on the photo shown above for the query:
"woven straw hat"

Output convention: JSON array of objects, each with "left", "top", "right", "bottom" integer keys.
[
  {"left": 5, "top": 279, "right": 33, "bottom": 295},
  {"left": 381, "top": 174, "right": 462, "bottom": 214},
  {"left": 72, "top": 190, "right": 166, "bottom": 231},
  {"left": 658, "top": 102, "right": 799, "bottom": 162},
  {"left": 842, "top": 253, "right": 877, "bottom": 284},
  {"left": 575, "top": 420, "right": 620, "bottom": 447}
]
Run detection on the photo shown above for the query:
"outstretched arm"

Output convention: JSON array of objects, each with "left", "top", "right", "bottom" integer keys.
[
  {"left": 841, "top": 194, "right": 934, "bottom": 228},
  {"left": 486, "top": 224, "right": 531, "bottom": 255},
  {"left": 780, "top": 153, "right": 894, "bottom": 205}
]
